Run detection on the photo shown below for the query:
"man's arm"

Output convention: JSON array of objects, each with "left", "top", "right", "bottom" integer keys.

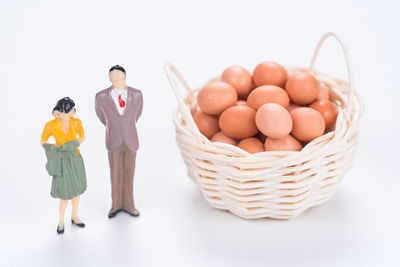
[
  {"left": 95, "top": 94, "right": 106, "bottom": 125},
  {"left": 136, "top": 91, "right": 143, "bottom": 122}
]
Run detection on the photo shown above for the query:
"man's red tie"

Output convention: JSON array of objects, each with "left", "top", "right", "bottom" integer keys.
[{"left": 118, "top": 94, "right": 126, "bottom": 108}]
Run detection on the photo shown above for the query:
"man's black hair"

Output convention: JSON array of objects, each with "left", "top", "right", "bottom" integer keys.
[
  {"left": 109, "top": 65, "right": 126, "bottom": 74},
  {"left": 53, "top": 97, "right": 76, "bottom": 113}
]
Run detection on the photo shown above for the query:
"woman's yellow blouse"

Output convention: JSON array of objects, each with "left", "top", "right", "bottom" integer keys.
[{"left": 41, "top": 117, "right": 84, "bottom": 154}]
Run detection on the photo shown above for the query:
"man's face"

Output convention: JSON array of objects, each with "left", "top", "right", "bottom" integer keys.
[{"left": 109, "top": 70, "right": 126, "bottom": 85}]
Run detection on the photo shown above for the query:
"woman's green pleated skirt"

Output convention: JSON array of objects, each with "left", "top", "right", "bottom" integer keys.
[
  {"left": 50, "top": 153, "right": 87, "bottom": 200},
  {"left": 43, "top": 141, "right": 87, "bottom": 200}
]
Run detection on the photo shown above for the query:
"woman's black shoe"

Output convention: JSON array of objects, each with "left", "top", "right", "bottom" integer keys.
[
  {"left": 71, "top": 219, "right": 86, "bottom": 228},
  {"left": 57, "top": 225, "right": 64, "bottom": 234}
]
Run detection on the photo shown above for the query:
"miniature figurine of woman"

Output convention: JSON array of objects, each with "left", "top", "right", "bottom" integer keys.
[{"left": 40, "top": 97, "right": 87, "bottom": 234}]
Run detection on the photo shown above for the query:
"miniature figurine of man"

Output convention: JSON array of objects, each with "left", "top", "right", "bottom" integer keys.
[{"left": 95, "top": 65, "right": 143, "bottom": 218}]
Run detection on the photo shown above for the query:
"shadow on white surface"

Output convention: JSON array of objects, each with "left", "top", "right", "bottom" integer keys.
[{"left": 170, "top": 188, "right": 358, "bottom": 265}]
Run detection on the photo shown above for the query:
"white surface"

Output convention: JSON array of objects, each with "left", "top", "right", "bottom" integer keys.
[{"left": 0, "top": 0, "right": 399, "bottom": 266}]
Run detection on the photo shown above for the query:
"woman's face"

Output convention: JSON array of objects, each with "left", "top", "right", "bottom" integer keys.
[{"left": 55, "top": 109, "right": 76, "bottom": 120}]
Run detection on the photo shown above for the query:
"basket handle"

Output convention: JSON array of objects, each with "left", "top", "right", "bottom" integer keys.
[
  {"left": 164, "top": 63, "right": 203, "bottom": 138},
  {"left": 308, "top": 32, "right": 354, "bottom": 117}
]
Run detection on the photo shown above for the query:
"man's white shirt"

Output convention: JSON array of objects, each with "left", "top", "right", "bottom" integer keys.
[{"left": 111, "top": 88, "right": 128, "bottom": 115}]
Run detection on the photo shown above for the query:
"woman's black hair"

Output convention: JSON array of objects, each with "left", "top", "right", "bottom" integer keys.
[
  {"left": 109, "top": 65, "right": 126, "bottom": 74},
  {"left": 53, "top": 97, "right": 76, "bottom": 113}
]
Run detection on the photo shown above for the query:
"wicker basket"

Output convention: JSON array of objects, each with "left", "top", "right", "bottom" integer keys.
[{"left": 164, "top": 32, "right": 363, "bottom": 219}]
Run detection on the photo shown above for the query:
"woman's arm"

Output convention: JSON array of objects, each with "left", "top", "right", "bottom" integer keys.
[
  {"left": 76, "top": 119, "right": 85, "bottom": 144},
  {"left": 40, "top": 121, "right": 60, "bottom": 147},
  {"left": 40, "top": 140, "right": 60, "bottom": 147},
  {"left": 77, "top": 136, "right": 85, "bottom": 144},
  {"left": 41, "top": 122, "right": 51, "bottom": 147}
]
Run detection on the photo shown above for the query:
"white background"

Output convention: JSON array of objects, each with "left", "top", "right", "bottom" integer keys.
[{"left": 0, "top": 0, "right": 399, "bottom": 266}]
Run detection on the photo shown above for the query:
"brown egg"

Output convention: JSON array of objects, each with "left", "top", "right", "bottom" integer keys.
[
  {"left": 197, "top": 81, "right": 237, "bottom": 115},
  {"left": 221, "top": 66, "right": 253, "bottom": 97},
  {"left": 255, "top": 103, "right": 292, "bottom": 139},
  {"left": 247, "top": 85, "right": 290, "bottom": 110},
  {"left": 219, "top": 105, "right": 258, "bottom": 139},
  {"left": 238, "top": 94, "right": 249, "bottom": 101},
  {"left": 193, "top": 110, "right": 220, "bottom": 139},
  {"left": 285, "top": 72, "right": 319, "bottom": 105},
  {"left": 287, "top": 102, "right": 301, "bottom": 112},
  {"left": 256, "top": 132, "right": 267, "bottom": 143},
  {"left": 317, "top": 83, "right": 330, "bottom": 100},
  {"left": 236, "top": 100, "right": 247, "bottom": 106},
  {"left": 309, "top": 100, "right": 338, "bottom": 129},
  {"left": 237, "top": 138, "right": 264, "bottom": 154},
  {"left": 250, "top": 81, "right": 256, "bottom": 90},
  {"left": 264, "top": 135, "right": 302, "bottom": 151},
  {"left": 290, "top": 107, "right": 325, "bottom": 142},
  {"left": 211, "top": 131, "right": 237, "bottom": 146},
  {"left": 252, "top": 61, "right": 288, "bottom": 88}
]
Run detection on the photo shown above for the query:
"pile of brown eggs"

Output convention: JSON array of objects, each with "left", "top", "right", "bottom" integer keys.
[{"left": 193, "top": 61, "right": 339, "bottom": 153}]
